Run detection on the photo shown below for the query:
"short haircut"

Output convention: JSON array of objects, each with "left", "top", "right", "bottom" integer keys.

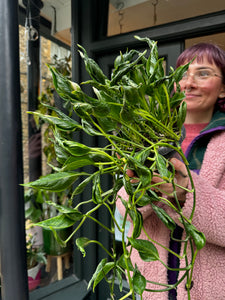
[{"left": 176, "top": 43, "right": 225, "bottom": 84}]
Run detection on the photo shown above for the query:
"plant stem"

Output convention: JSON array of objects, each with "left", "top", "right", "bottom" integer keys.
[
  {"left": 142, "top": 227, "right": 184, "bottom": 259},
  {"left": 146, "top": 267, "right": 190, "bottom": 292},
  {"left": 135, "top": 109, "right": 179, "bottom": 140},
  {"left": 121, "top": 204, "right": 135, "bottom": 299},
  {"left": 104, "top": 202, "right": 123, "bottom": 233},
  {"left": 65, "top": 203, "right": 102, "bottom": 242},
  {"left": 86, "top": 215, "right": 114, "bottom": 234},
  {"left": 162, "top": 84, "right": 172, "bottom": 125},
  {"left": 119, "top": 290, "right": 133, "bottom": 300},
  {"left": 89, "top": 240, "right": 114, "bottom": 259}
]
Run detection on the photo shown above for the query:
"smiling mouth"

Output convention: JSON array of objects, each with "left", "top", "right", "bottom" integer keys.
[{"left": 185, "top": 93, "right": 200, "bottom": 99}]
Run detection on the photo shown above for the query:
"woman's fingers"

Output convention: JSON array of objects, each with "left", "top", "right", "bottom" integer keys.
[
  {"left": 150, "top": 158, "right": 189, "bottom": 201},
  {"left": 170, "top": 157, "right": 188, "bottom": 178}
]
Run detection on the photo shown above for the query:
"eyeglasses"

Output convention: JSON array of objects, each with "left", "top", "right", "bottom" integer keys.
[{"left": 180, "top": 69, "right": 223, "bottom": 83}]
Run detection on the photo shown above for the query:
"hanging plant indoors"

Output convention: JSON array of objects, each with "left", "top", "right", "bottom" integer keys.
[{"left": 23, "top": 36, "right": 206, "bottom": 300}]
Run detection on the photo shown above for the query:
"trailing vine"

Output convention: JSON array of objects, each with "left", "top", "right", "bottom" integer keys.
[{"left": 24, "top": 36, "right": 205, "bottom": 300}]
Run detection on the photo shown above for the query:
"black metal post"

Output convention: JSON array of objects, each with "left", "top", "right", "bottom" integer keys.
[
  {"left": 23, "top": 0, "right": 43, "bottom": 182},
  {"left": 0, "top": 0, "right": 29, "bottom": 299}
]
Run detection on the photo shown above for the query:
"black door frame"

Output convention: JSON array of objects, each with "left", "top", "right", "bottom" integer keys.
[{"left": 1, "top": 0, "right": 224, "bottom": 299}]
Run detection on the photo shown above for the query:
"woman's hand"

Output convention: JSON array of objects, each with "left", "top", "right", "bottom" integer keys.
[
  {"left": 122, "top": 154, "right": 189, "bottom": 205},
  {"left": 152, "top": 158, "right": 189, "bottom": 205}
]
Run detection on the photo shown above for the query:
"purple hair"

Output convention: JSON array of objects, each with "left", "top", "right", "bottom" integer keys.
[
  {"left": 176, "top": 43, "right": 225, "bottom": 84},
  {"left": 176, "top": 43, "right": 225, "bottom": 112}
]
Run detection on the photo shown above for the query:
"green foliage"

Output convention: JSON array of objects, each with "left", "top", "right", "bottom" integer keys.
[
  {"left": 26, "top": 232, "right": 47, "bottom": 269},
  {"left": 133, "top": 267, "right": 146, "bottom": 295},
  {"left": 128, "top": 238, "right": 159, "bottom": 262},
  {"left": 24, "top": 189, "right": 44, "bottom": 223},
  {"left": 24, "top": 36, "right": 205, "bottom": 299}
]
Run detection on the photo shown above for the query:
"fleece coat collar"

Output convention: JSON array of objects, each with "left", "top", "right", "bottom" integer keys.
[{"left": 185, "top": 110, "right": 225, "bottom": 171}]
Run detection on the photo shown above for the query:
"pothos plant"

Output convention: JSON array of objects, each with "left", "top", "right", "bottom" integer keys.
[{"left": 23, "top": 36, "right": 206, "bottom": 300}]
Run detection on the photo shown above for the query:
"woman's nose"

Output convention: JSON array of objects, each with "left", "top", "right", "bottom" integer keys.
[{"left": 184, "top": 74, "right": 197, "bottom": 89}]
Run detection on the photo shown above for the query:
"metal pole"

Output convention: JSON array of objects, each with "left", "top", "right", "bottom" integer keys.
[
  {"left": 22, "top": 0, "right": 43, "bottom": 182},
  {"left": 0, "top": 0, "right": 29, "bottom": 299}
]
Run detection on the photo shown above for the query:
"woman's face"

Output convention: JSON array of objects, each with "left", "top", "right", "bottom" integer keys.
[{"left": 179, "top": 56, "right": 225, "bottom": 117}]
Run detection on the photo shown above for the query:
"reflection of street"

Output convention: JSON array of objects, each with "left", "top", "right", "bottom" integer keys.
[
  {"left": 29, "top": 131, "right": 41, "bottom": 159},
  {"left": 28, "top": 113, "right": 42, "bottom": 181},
  {"left": 29, "top": 125, "right": 42, "bottom": 182}
]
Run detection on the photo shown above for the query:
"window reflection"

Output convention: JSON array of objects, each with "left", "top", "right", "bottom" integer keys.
[
  {"left": 108, "top": 0, "right": 225, "bottom": 36},
  {"left": 20, "top": 25, "right": 72, "bottom": 291}
]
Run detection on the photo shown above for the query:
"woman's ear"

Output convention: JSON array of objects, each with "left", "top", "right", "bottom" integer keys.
[
  {"left": 219, "top": 85, "right": 225, "bottom": 98},
  {"left": 219, "top": 93, "right": 225, "bottom": 98}
]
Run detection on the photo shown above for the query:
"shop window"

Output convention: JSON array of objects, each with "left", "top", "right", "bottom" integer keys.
[
  {"left": 108, "top": 0, "right": 225, "bottom": 36},
  {"left": 19, "top": 25, "right": 71, "bottom": 183},
  {"left": 185, "top": 32, "right": 225, "bottom": 51},
  {"left": 19, "top": 25, "right": 72, "bottom": 291}
]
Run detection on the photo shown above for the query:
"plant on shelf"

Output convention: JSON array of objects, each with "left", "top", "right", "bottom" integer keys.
[
  {"left": 23, "top": 36, "right": 205, "bottom": 300},
  {"left": 26, "top": 222, "right": 47, "bottom": 291},
  {"left": 26, "top": 230, "right": 47, "bottom": 270}
]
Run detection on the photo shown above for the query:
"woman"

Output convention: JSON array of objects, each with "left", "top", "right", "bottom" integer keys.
[{"left": 117, "top": 43, "right": 225, "bottom": 300}]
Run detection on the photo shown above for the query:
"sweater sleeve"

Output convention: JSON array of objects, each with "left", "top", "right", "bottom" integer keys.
[
  {"left": 182, "top": 173, "right": 225, "bottom": 247},
  {"left": 170, "top": 131, "right": 225, "bottom": 248}
]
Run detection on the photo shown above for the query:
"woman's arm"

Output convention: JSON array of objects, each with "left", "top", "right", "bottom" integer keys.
[
  {"left": 178, "top": 172, "right": 225, "bottom": 247},
  {"left": 169, "top": 131, "right": 225, "bottom": 247}
]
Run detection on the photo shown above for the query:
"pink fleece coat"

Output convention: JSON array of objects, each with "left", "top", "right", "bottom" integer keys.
[{"left": 117, "top": 131, "right": 225, "bottom": 300}]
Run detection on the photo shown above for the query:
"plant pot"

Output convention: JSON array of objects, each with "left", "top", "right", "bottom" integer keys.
[
  {"left": 28, "top": 263, "right": 41, "bottom": 291},
  {"left": 43, "top": 227, "right": 73, "bottom": 256},
  {"left": 158, "top": 125, "right": 186, "bottom": 159}
]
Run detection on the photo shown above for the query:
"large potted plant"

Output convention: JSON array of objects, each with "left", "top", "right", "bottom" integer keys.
[{"left": 24, "top": 36, "right": 205, "bottom": 299}]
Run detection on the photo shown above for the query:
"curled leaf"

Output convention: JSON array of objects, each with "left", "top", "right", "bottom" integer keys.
[
  {"left": 76, "top": 237, "right": 91, "bottom": 257},
  {"left": 129, "top": 209, "right": 143, "bottom": 239},
  {"left": 87, "top": 259, "right": 114, "bottom": 291},
  {"left": 185, "top": 223, "right": 206, "bottom": 250}
]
